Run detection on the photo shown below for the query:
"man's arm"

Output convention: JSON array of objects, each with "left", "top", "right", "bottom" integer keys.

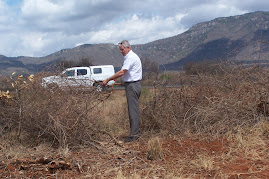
[{"left": 102, "top": 69, "right": 127, "bottom": 86}]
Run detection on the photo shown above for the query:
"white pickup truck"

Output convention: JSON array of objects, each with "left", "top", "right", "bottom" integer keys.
[{"left": 42, "top": 65, "right": 115, "bottom": 91}]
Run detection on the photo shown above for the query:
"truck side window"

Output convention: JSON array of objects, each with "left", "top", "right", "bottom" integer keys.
[
  {"left": 93, "top": 68, "right": 102, "bottom": 74},
  {"left": 64, "top": 70, "right": 75, "bottom": 77},
  {"left": 77, "top": 69, "right": 87, "bottom": 76}
]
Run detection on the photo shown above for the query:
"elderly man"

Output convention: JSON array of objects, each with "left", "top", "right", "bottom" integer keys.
[{"left": 102, "top": 40, "right": 142, "bottom": 142}]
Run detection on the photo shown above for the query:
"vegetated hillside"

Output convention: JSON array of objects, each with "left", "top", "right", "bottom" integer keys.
[
  {"left": 1, "top": 11, "right": 269, "bottom": 75},
  {"left": 0, "top": 55, "right": 24, "bottom": 69},
  {"left": 0, "top": 44, "right": 122, "bottom": 76},
  {"left": 18, "top": 44, "right": 123, "bottom": 67},
  {"left": 136, "top": 11, "right": 269, "bottom": 69}
]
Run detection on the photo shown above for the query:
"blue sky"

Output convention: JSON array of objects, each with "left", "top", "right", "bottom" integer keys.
[
  {"left": 5, "top": 0, "right": 21, "bottom": 6},
  {"left": 0, "top": 0, "right": 268, "bottom": 57}
]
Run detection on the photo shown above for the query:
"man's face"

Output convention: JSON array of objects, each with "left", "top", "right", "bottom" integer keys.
[{"left": 119, "top": 46, "right": 130, "bottom": 56}]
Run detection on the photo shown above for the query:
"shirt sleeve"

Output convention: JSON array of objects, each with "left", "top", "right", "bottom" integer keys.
[{"left": 121, "top": 58, "right": 132, "bottom": 71}]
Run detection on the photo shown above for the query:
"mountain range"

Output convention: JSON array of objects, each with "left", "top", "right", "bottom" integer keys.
[{"left": 1, "top": 11, "right": 269, "bottom": 75}]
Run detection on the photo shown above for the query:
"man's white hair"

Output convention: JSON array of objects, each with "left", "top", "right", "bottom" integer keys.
[{"left": 118, "top": 40, "right": 130, "bottom": 48}]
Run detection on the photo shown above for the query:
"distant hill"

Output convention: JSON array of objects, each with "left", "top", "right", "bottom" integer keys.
[
  {"left": 134, "top": 11, "right": 269, "bottom": 69},
  {"left": 1, "top": 11, "right": 269, "bottom": 75}
]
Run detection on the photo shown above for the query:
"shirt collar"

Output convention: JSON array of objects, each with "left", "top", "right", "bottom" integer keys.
[{"left": 124, "top": 50, "right": 133, "bottom": 59}]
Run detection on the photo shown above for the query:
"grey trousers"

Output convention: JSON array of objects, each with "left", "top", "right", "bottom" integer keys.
[{"left": 125, "top": 81, "right": 141, "bottom": 136}]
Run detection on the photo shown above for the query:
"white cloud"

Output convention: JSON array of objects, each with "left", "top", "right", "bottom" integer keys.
[
  {"left": 180, "top": 2, "right": 248, "bottom": 27},
  {"left": 21, "top": 0, "right": 60, "bottom": 16},
  {"left": 87, "top": 13, "right": 186, "bottom": 45},
  {"left": 0, "top": 0, "right": 13, "bottom": 25},
  {"left": 0, "top": 0, "right": 267, "bottom": 57},
  {"left": 21, "top": 33, "right": 47, "bottom": 55}
]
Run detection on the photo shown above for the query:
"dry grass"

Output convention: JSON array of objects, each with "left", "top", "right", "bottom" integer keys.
[
  {"left": 0, "top": 65, "right": 268, "bottom": 178},
  {"left": 190, "top": 153, "right": 215, "bottom": 171},
  {"left": 146, "top": 137, "right": 163, "bottom": 160}
]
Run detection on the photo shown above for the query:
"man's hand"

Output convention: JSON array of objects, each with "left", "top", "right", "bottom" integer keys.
[
  {"left": 102, "top": 69, "right": 126, "bottom": 86},
  {"left": 102, "top": 78, "right": 109, "bottom": 86}
]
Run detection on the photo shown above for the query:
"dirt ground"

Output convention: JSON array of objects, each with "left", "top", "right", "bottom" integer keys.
[{"left": 0, "top": 134, "right": 268, "bottom": 179}]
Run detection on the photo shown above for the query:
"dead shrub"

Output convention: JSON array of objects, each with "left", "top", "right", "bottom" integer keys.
[
  {"left": 45, "top": 58, "right": 94, "bottom": 72},
  {"left": 141, "top": 58, "right": 159, "bottom": 85},
  {"left": 0, "top": 76, "right": 12, "bottom": 91},
  {"left": 184, "top": 61, "right": 228, "bottom": 76},
  {"left": 0, "top": 72, "right": 113, "bottom": 147},
  {"left": 141, "top": 65, "right": 269, "bottom": 136}
]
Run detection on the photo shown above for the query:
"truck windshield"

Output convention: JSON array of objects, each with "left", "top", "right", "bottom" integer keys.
[{"left": 63, "top": 70, "right": 75, "bottom": 77}]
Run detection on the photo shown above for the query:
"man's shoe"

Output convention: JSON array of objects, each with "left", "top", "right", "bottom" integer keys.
[{"left": 124, "top": 136, "right": 139, "bottom": 143}]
